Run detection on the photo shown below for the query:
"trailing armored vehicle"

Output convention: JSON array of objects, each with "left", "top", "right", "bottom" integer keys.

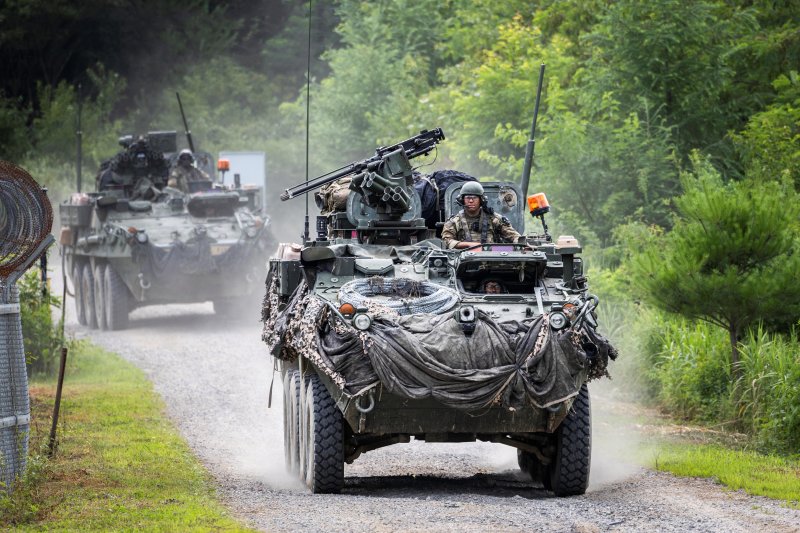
[
  {"left": 262, "top": 127, "right": 617, "bottom": 495},
  {"left": 59, "top": 130, "right": 273, "bottom": 330}
]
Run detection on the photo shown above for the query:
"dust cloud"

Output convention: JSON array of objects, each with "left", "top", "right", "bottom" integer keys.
[{"left": 587, "top": 380, "right": 647, "bottom": 491}]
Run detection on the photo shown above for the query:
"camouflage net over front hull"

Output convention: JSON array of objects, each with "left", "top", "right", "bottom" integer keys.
[
  {"left": 131, "top": 234, "right": 264, "bottom": 279},
  {"left": 262, "top": 273, "right": 617, "bottom": 412}
]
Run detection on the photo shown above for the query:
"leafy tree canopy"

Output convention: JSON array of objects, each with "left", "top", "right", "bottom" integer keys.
[{"left": 632, "top": 156, "right": 800, "bottom": 372}]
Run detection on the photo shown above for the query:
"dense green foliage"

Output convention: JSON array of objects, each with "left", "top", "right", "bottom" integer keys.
[
  {"left": 633, "top": 159, "right": 800, "bottom": 373},
  {"left": 2, "top": 0, "right": 799, "bottom": 453},
  {"left": 17, "top": 268, "right": 63, "bottom": 376}
]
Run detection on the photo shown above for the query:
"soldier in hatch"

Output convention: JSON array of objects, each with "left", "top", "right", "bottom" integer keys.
[
  {"left": 168, "top": 149, "right": 212, "bottom": 193},
  {"left": 441, "top": 181, "right": 522, "bottom": 249}
]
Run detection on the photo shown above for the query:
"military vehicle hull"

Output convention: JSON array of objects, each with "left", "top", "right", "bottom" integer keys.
[
  {"left": 264, "top": 129, "right": 615, "bottom": 496},
  {"left": 61, "top": 188, "right": 272, "bottom": 330},
  {"left": 265, "top": 236, "right": 613, "bottom": 497}
]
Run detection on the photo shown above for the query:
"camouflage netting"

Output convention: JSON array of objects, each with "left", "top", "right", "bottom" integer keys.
[
  {"left": 262, "top": 275, "right": 617, "bottom": 412},
  {"left": 131, "top": 233, "right": 263, "bottom": 279}
]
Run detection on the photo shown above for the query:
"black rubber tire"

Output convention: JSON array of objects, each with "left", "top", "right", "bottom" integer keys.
[
  {"left": 518, "top": 449, "right": 549, "bottom": 487},
  {"left": 301, "top": 374, "right": 344, "bottom": 493},
  {"left": 104, "top": 264, "right": 129, "bottom": 330},
  {"left": 94, "top": 263, "right": 108, "bottom": 330},
  {"left": 548, "top": 384, "right": 591, "bottom": 496},
  {"left": 72, "top": 261, "right": 87, "bottom": 326},
  {"left": 81, "top": 263, "right": 98, "bottom": 329},
  {"left": 283, "top": 370, "right": 301, "bottom": 473}
]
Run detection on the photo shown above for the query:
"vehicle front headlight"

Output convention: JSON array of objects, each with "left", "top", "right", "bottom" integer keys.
[
  {"left": 549, "top": 311, "right": 568, "bottom": 330},
  {"left": 352, "top": 313, "right": 372, "bottom": 331}
]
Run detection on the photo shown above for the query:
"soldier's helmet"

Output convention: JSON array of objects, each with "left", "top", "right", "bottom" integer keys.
[
  {"left": 178, "top": 149, "right": 194, "bottom": 164},
  {"left": 459, "top": 181, "right": 486, "bottom": 204},
  {"left": 131, "top": 139, "right": 149, "bottom": 169}
]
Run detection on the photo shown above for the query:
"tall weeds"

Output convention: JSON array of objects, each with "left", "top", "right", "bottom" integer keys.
[{"left": 636, "top": 311, "right": 800, "bottom": 455}]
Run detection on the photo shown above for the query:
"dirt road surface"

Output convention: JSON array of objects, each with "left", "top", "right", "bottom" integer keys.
[{"left": 61, "top": 292, "right": 799, "bottom": 532}]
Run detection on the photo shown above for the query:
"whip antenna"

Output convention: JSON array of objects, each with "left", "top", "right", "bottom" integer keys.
[
  {"left": 303, "top": 0, "right": 313, "bottom": 242},
  {"left": 520, "top": 64, "right": 545, "bottom": 199}
]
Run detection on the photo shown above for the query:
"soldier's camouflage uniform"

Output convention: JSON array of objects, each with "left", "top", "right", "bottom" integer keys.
[
  {"left": 168, "top": 165, "right": 211, "bottom": 194},
  {"left": 441, "top": 209, "right": 521, "bottom": 249}
]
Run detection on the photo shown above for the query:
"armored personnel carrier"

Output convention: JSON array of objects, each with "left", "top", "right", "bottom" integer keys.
[
  {"left": 59, "top": 130, "right": 273, "bottom": 330},
  {"left": 262, "top": 127, "right": 617, "bottom": 496}
]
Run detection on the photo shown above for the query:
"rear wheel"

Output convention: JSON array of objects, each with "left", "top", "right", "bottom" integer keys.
[
  {"left": 81, "top": 263, "right": 98, "bottom": 329},
  {"left": 283, "top": 371, "right": 301, "bottom": 473},
  {"left": 72, "top": 261, "right": 87, "bottom": 326},
  {"left": 518, "top": 448, "right": 549, "bottom": 488},
  {"left": 104, "top": 265, "right": 129, "bottom": 330},
  {"left": 548, "top": 384, "right": 591, "bottom": 496},
  {"left": 301, "top": 374, "right": 344, "bottom": 493},
  {"left": 94, "top": 263, "right": 107, "bottom": 330}
]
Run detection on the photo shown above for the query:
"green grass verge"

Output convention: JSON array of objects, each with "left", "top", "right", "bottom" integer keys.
[
  {"left": 647, "top": 443, "right": 800, "bottom": 508},
  {"left": 0, "top": 342, "right": 254, "bottom": 531}
]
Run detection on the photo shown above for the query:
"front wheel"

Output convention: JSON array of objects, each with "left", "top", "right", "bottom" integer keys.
[
  {"left": 301, "top": 374, "right": 344, "bottom": 493},
  {"left": 104, "top": 265, "right": 129, "bottom": 330},
  {"left": 548, "top": 384, "right": 591, "bottom": 496}
]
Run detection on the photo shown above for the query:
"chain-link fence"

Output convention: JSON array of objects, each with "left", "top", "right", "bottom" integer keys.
[
  {"left": 0, "top": 283, "right": 30, "bottom": 490},
  {"left": 0, "top": 161, "right": 53, "bottom": 491}
]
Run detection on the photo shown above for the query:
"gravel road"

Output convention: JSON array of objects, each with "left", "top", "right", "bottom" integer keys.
[{"left": 61, "top": 289, "right": 799, "bottom": 532}]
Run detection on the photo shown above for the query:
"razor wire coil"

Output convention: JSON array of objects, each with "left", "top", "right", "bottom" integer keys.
[
  {"left": 338, "top": 276, "right": 460, "bottom": 315},
  {"left": 0, "top": 161, "right": 53, "bottom": 278}
]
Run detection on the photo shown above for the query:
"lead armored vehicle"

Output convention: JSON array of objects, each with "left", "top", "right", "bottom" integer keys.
[
  {"left": 262, "top": 128, "right": 617, "bottom": 495},
  {"left": 59, "top": 130, "right": 273, "bottom": 330}
]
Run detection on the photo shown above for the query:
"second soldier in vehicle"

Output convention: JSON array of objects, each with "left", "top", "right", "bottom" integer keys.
[
  {"left": 168, "top": 149, "right": 212, "bottom": 194},
  {"left": 441, "top": 181, "right": 521, "bottom": 249}
]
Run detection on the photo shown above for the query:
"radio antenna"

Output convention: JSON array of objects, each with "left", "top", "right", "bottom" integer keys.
[{"left": 303, "top": 0, "right": 313, "bottom": 242}]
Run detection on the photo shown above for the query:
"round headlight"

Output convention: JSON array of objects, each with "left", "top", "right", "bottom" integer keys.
[
  {"left": 549, "top": 311, "right": 568, "bottom": 330},
  {"left": 135, "top": 231, "right": 148, "bottom": 244},
  {"left": 352, "top": 313, "right": 372, "bottom": 331}
]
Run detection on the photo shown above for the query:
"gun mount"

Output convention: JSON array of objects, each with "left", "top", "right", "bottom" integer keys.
[{"left": 282, "top": 128, "right": 445, "bottom": 245}]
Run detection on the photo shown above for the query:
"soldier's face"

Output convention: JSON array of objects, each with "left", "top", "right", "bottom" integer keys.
[
  {"left": 484, "top": 281, "right": 502, "bottom": 294},
  {"left": 463, "top": 195, "right": 481, "bottom": 214}
]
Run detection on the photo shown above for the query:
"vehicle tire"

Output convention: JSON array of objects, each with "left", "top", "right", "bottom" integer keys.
[
  {"left": 104, "top": 265, "right": 129, "bottom": 330},
  {"left": 283, "top": 370, "right": 301, "bottom": 473},
  {"left": 518, "top": 449, "right": 549, "bottom": 486},
  {"left": 94, "top": 263, "right": 107, "bottom": 330},
  {"left": 81, "top": 263, "right": 98, "bottom": 329},
  {"left": 302, "top": 373, "right": 344, "bottom": 493},
  {"left": 72, "top": 261, "right": 87, "bottom": 326},
  {"left": 548, "top": 384, "right": 591, "bottom": 496}
]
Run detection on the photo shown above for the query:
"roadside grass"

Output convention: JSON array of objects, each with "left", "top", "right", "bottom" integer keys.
[
  {"left": 0, "top": 342, "right": 253, "bottom": 531},
  {"left": 593, "top": 387, "right": 800, "bottom": 509},
  {"left": 648, "top": 443, "right": 800, "bottom": 508}
]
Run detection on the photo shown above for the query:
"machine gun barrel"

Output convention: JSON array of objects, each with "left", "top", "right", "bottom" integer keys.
[{"left": 280, "top": 128, "right": 445, "bottom": 201}]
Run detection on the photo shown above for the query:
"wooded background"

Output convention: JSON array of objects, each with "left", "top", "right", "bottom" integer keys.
[{"left": 3, "top": 0, "right": 798, "bottom": 454}]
